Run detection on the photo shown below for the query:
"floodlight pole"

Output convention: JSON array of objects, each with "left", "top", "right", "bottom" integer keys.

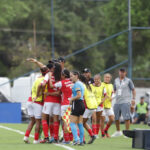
[
  {"left": 51, "top": 0, "right": 55, "bottom": 59},
  {"left": 128, "top": 0, "right": 132, "bottom": 79}
]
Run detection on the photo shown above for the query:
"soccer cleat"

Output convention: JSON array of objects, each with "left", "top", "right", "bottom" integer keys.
[
  {"left": 105, "top": 130, "right": 110, "bottom": 138},
  {"left": 88, "top": 135, "right": 96, "bottom": 144},
  {"left": 52, "top": 139, "right": 59, "bottom": 143},
  {"left": 40, "top": 137, "right": 50, "bottom": 143},
  {"left": 95, "top": 134, "right": 99, "bottom": 139},
  {"left": 49, "top": 137, "right": 54, "bottom": 143},
  {"left": 79, "top": 142, "right": 84, "bottom": 146},
  {"left": 61, "top": 141, "right": 70, "bottom": 144},
  {"left": 23, "top": 136, "right": 30, "bottom": 144},
  {"left": 111, "top": 131, "right": 123, "bottom": 137},
  {"left": 102, "top": 133, "right": 106, "bottom": 138},
  {"left": 59, "top": 137, "right": 64, "bottom": 143},
  {"left": 33, "top": 140, "right": 40, "bottom": 144},
  {"left": 72, "top": 140, "right": 80, "bottom": 146}
]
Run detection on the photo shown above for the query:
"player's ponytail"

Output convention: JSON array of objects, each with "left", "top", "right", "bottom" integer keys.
[
  {"left": 54, "top": 63, "right": 62, "bottom": 82},
  {"left": 80, "top": 74, "right": 92, "bottom": 91}
]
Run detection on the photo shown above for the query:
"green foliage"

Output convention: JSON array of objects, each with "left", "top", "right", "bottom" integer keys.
[{"left": 0, "top": 0, "right": 150, "bottom": 81}]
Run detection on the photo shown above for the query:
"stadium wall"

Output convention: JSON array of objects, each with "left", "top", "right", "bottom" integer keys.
[{"left": 0, "top": 103, "right": 21, "bottom": 123}]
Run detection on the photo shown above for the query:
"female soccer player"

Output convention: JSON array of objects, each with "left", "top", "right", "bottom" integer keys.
[
  {"left": 69, "top": 71, "right": 85, "bottom": 146},
  {"left": 49, "top": 69, "right": 73, "bottom": 144},
  {"left": 24, "top": 96, "right": 35, "bottom": 143},
  {"left": 40, "top": 63, "right": 62, "bottom": 143},
  {"left": 101, "top": 73, "right": 114, "bottom": 138},
  {"left": 80, "top": 75, "right": 97, "bottom": 144},
  {"left": 32, "top": 67, "right": 49, "bottom": 143},
  {"left": 24, "top": 67, "right": 48, "bottom": 144},
  {"left": 90, "top": 74, "right": 107, "bottom": 137}
]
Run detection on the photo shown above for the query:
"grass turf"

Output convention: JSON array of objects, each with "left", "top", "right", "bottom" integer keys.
[{"left": 0, "top": 123, "right": 149, "bottom": 150}]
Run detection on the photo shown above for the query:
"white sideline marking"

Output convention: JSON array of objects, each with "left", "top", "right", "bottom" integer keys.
[{"left": 0, "top": 125, "right": 75, "bottom": 150}]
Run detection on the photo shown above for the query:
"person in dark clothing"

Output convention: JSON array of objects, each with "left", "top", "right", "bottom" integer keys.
[{"left": 82, "top": 68, "right": 94, "bottom": 84}]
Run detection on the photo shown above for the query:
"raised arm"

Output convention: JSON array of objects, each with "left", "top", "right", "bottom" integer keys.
[{"left": 27, "top": 58, "right": 46, "bottom": 68}]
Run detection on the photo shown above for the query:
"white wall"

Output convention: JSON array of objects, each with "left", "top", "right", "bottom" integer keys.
[
  {"left": 0, "top": 77, "right": 11, "bottom": 101},
  {"left": 0, "top": 73, "right": 40, "bottom": 108},
  {"left": 11, "top": 73, "right": 40, "bottom": 108}
]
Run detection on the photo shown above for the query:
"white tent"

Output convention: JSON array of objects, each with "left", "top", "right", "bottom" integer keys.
[
  {"left": 0, "top": 77, "right": 11, "bottom": 101},
  {"left": 11, "top": 73, "right": 40, "bottom": 108}
]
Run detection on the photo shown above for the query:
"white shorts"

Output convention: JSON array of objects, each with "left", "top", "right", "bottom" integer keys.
[
  {"left": 42, "top": 102, "right": 61, "bottom": 116},
  {"left": 83, "top": 109, "right": 96, "bottom": 119},
  {"left": 96, "top": 106, "right": 103, "bottom": 112},
  {"left": 27, "top": 102, "right": 43, "bottom": 119},
  {"left": 102, "top": 108, "right": 114, "bottom": 117},
  {"left": 27, "top": 101, "right": 34, "bottom": 117},
  {"left": 61, "top": 105, "right": 70, "bottom": 117}
]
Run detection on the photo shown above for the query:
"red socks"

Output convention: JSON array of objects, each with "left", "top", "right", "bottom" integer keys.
[
  {"left": 101, "top": 129, "right": 105, "bottom": 135},
  {"left": 69, "top": 132, "right": 73, "bottom": 141},
  {"left": 64, "top": 133, "right": 70, "bottom": 142},
  {"left": 92, "top": 124, "right": 97, "bottom": 135},
  {"left": 53, "top": 122, "right": 59, "bottom": 140},
  {"left": 42, "top": 120, "right": 49, "bottom": 138},
  {"left": 88, "top": 128, "right": 94, "bottom": 137},
  {"left": 49, "top": 124, "right": 54, "bottom": 137},
  {"left": 25, "top": 130, "right": 31, "bottom": 137},
  {"left": 96, "top": 124, "right": 100, "bottom": 135},
  {"left": 34, "top": 132, "right": 39, "bottom": 140},
  {"left": 104, "top": 124, "right": 110, "bottom": 132}
]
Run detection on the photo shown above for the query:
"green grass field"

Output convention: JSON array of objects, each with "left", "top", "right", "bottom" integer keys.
[{"left": 0, "top": 123, "right": 149, "bottom": 150}]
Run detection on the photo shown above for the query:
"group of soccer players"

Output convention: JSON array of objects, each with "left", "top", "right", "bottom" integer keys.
[{"left": 23, "top": 57, "right": 115, "bottom": 146}]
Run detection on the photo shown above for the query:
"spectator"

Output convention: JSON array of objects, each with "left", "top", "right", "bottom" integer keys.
[
  {"left": 130, "top": 100, "right": 138, "bottom": 124},
  {"left": 135, "top": 96, "right": 149, "bottom": 124},
  {"left": 82, "top": 68, "right": 94, "bottom": 84},
  {"left": 112, "top": 68, "right": 136, "bottom": 137}
]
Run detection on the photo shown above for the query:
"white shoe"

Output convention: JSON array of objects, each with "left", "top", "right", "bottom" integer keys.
[
  {"left": 23, "top": 136, "right": 30, "bottom": 144},
  {"left": 111, "top": 131, "right": 123, "bottom": 137},
  {"left": 95, "top": 135, "right": 99, "bottom": 139},
  {"left": 33, "top": 140, "right": 40, "bottom": 144}
]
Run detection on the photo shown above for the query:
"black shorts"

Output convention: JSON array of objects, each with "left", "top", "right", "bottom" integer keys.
[{"left": 71, "top": 100, "right": 85, "bottom": 117}]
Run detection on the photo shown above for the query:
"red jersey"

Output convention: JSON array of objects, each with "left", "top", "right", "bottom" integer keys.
[
  {"left": 43, "top": 73, "right": 61, "bottom": 103},
  {"left": 54, "top": 79, "right": 73, "bottom": 106}
]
